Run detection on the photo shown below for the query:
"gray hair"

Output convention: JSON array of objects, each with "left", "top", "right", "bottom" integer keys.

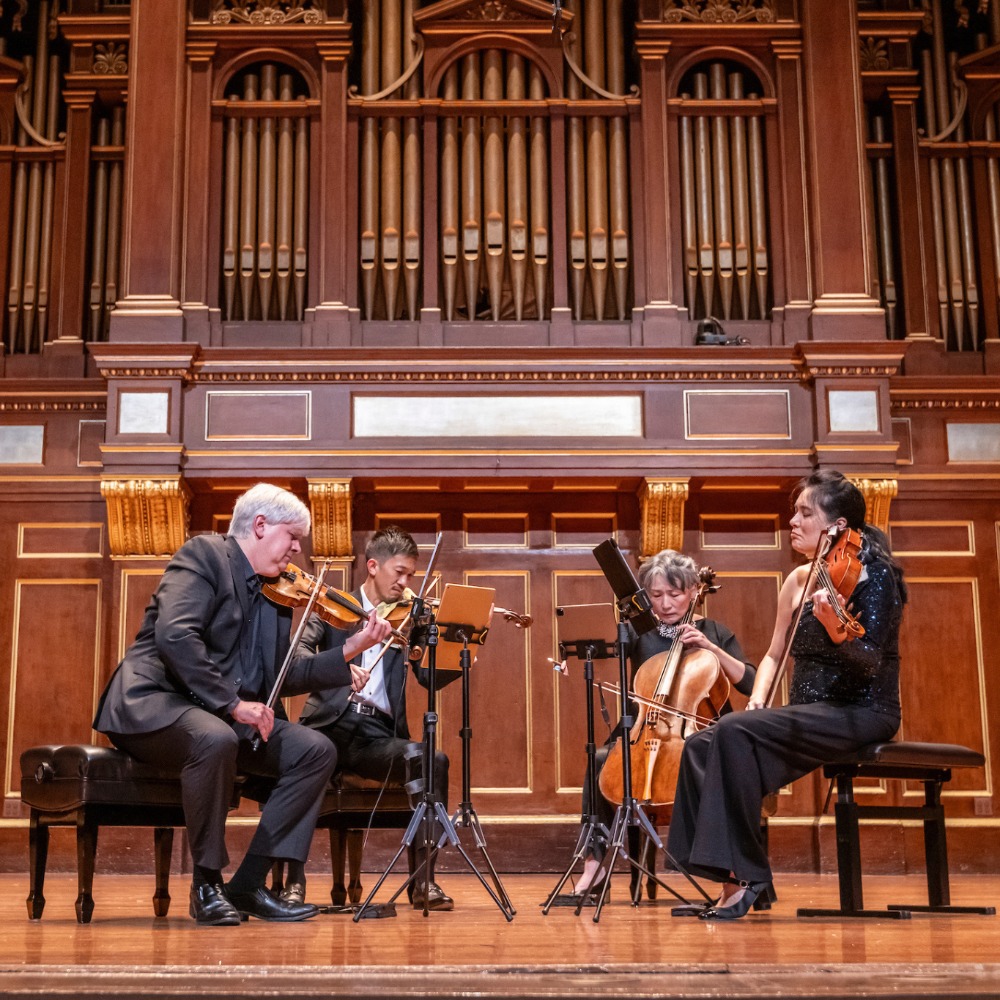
[
  {"left": 638, "top": 549, "right": 699, "bottom": 592},
  {"left": 228, "top": 483, "right": 310, "bottom": 539}
]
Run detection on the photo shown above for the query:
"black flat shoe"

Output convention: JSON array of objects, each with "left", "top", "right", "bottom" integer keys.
[
  {"left": 227, "top": 885, "right": 319, "bottom": 922},
  {"left": 278, "top": 881, "right": 306, "bottom": 905},
  {"left": 698, "top": 880, "right": 770, "bottom": 921},
  {"left": 189, "top": 883, "right": 241, "bottom": 926},
  {"left": 410, "top": 881, "right": 454, "bottom": 911}
]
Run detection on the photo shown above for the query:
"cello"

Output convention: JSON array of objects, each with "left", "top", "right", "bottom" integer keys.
[{"left": 598, "top": 567, "right": 729, "bottom": 809}]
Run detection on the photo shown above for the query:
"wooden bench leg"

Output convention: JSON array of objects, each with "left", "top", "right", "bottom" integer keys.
[
  {"left": 152, "top": 827, "right": 173, "bottom": 917},
  {"left": 75, "top": 814, "right": 98, "bottom": 924},
  {"left": 26, "top": 811, "right": 48, "bottom": 920},
  {"left": 329, "top": 827, "right": 348, "bottom": 906},
  {"left": 347, "top": 830, "right": 364, "bottom": 904}
]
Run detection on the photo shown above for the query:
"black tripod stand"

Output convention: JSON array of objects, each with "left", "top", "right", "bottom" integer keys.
[
  {"left": 447, "top": 624, "right": 515, "bottom": 918},
  {"left": 354, "top": 596, "right": 513, "bottom": 921},
  {"left": 542, "top": 631, "right": 615, "bottom": 913}
]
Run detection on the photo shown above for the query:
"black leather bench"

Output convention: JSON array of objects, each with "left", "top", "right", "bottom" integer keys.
[
  {"left": 797, "top": 740, "right": 996, "bottom": 919},
  {"left": 19, "top": 744, "right": 191, "bottom": 923},
  {"left": 20, "top": 744, "right": 413, "bottom": 922}
]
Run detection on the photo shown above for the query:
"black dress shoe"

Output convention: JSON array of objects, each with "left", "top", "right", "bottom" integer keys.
[
  {"left": 189, "top": 883, "right": 242, "bottom": 926},
  {"left": 226, "top": 885, "right": 319, "bottom": 922},
  {"left": 278, "top": 881, "right": 306, "bottom": 905},
  {"left": 698, "top": 879, "right": 770, "bottom": 921},
  {"left": 410, "top": 880, "right": 454, "bottom": 911}
]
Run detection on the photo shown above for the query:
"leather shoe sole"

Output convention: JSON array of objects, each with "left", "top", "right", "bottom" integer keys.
[
  {"left": 189, "top": 884, "right": 241, "bottom": 926},
  {"left": 410, "top": 881, "right": 454, "bottom": 911},
  {"left": 227, "top": 885, "right": 318, "bottom": 922}
]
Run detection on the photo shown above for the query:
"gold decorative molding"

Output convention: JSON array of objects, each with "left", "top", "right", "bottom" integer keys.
[
  {"left": 188, "top": 369, "right": 802, "bottom": 384},
  {"left": 308, "top": 479, "right": 353, "bottom": 558},
  {"left": 101, "top": 478, "right": 191, "bottom": 557},
  {"left": 638, "top": 478, "right": 689, "bottom": 558},
  {"left": 209, "top": 0, "right": 327, "bottom": 24},
  {"left": 849, "top": 477, "right": 897, "bottom": 534},
  {"left": 93, "top": 42, "right": 128, "bottom": 75},
  {"left": 664, "top": 0, "right": 776, "bottom": 24}
]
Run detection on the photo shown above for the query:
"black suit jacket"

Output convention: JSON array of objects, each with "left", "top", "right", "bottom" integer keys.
[
  {"left": 296, "top": 589, "right": 412, "bottom": 739},
  {"left": 93, "top": 534, "right": 353, "bottom": 736}
]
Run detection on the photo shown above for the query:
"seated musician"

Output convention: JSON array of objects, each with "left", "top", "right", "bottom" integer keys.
[
  {"left": 575, "top": 548, "right": 757, "bottom": 897},
  {"left": 93, "top": 483, "right": 392, "bottom": 925},
  {"left": 667, "top": 470, "right": 906, "bottom": 918},
  {"left": 283, "top": 525, "right": 453, "bottom": 911}
]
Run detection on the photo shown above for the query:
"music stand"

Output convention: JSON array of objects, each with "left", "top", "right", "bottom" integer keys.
[
  {"left": 585, "top": 538, "right": 707, "bottom": 921},
  {"left": 354, "top": 581, "right": 513, "bottom": 921},
  {"left": 542, "top": 603, "right": 618, "bottom": 913}
]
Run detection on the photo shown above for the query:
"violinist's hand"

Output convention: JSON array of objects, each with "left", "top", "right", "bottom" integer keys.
[
  {"left": 343, "top": 613, "right": 393, "bottom": 660},
  {"left": 746, "top": 697, "right": 766, "bottom": 711},
  {"left": 350, "top": 664, "right": 371, "bottom": 693},
  {"left": 232, "top": 699, "right": 275, "bottom": 741},
  {"left": 811, "top": 587, "right": 848, "bottom": 644}
]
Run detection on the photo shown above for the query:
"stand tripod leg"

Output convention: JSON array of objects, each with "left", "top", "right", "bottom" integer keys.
[
  {"left": 353, "top": 801, "right": 428, "bottom": 922},
  {"left": 457, "top": 806, "right": 516, "bottom": 916},
  {"left": 541, "top": 817, "right": 610, "bottom": 913}
]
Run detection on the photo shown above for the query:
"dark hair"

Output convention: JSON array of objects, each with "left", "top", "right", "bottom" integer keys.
[
  {"left": 365, "top": 525, "right": 418, "bottom": 563},
  {"left": 796, "top": 470, "right": 907, "bottom": 604}
]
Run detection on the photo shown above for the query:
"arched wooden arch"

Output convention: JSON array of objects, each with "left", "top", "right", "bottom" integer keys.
[{"left": 424, "top": 33, "right": 561, "bottom": 100}]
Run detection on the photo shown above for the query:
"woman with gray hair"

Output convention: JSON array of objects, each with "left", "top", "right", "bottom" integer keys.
[{"left": 573, "top": 549, "right": 757, "bottom": 900}]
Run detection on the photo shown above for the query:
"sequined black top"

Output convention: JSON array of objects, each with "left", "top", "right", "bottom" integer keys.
[{"left": 788, "top": 555, "right": 903, "bottom": 721}]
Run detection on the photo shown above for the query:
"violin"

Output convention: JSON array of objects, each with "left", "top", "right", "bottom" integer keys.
[
  {"left": 262, "top": 564, "right": 411, "bottom": 643},
  {"left": 814, "top": 527, "right": 865, "bottom": 639},
  {"left": 599, "top": 567, "right": 727, "bottom": 809}
]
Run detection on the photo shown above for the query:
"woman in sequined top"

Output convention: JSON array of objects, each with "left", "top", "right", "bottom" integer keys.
[
  {"left": 666, "top": 470, "right": 907, "bottom": 919},
  {"left": 573, "top": 549, "right": 756, "bottom": 896}
]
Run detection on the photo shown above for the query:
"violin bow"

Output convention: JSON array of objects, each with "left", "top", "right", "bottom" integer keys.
[
  {"left": 250, "top": 560, "right": 331, "bottom": 750},
  {"left": 763, "top": 530, "right": 831, "bottom": 708}
]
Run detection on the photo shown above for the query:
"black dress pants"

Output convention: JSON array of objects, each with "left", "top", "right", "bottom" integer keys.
[
  {"left": 666, "top": 702, "right": 899, "bottom": 884},
  {"left": 111, "top": 707, "right": 337, "bottom": 871}
]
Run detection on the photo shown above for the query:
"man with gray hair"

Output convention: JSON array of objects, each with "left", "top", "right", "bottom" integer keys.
[{"left": 94, "top": 483, "right": 391, "bottom": 925}]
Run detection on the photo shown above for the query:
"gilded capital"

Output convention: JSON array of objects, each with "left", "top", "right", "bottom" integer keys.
[
  {"left": 849, "top": 477, "right": 897, "bottom": 534},
  {"left": 638, "top": 478, "right": 689, "bottom": 558},
  {"left": 308, "top": 479, "right": 353, "bottom": 558},
  {"left": 101, "top": 477, "right": 191, "bottom": 556}
]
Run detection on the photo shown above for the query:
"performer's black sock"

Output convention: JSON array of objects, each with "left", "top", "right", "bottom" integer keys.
[
  {"left": 226, "top": 852, "right": 272, "bottom": 896},
  {"left": 193, "top": 864, "right": 223, "bottom": 887},
  {"left": 285, "top": 859, "right": 306, "bottom": 884}
]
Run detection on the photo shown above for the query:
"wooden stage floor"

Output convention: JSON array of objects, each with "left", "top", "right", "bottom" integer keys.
[{"left": 0, "top": 872, "right": 998, "bottom": 999}]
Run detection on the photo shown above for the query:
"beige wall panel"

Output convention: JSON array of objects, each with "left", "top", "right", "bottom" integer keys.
[
  {"left": 437, "top": 572, "right": 532, "bottom": 797},
  {"left": 899, "top": 578, "right": 991, "bottom": 797},
  {"left": 684, "top": 390, "right": 791, "bottom": 439},
  {"left": 699, "top": 514, "right": 781, "bottom": 550},
  {"left": 17, "top": 523, "right": 104, "bottom": 558},
  {"left": 6, "top": 580, "right": 102, "bottom": 797},
  {"left": 552, "top": 571, "right": 619, "bottom": 798},
  {"left": 890, "top": 521, "right": 975, "bottom": 557}
]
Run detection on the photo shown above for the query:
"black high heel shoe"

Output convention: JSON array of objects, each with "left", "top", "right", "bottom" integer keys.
[{"left": 698, "top": 879, "right": 770, "bottom": 920}]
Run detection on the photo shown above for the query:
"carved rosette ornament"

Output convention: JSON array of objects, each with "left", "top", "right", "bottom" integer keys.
[
  {"left": 101, "top": 478, "right": 192, "bottom": 557},
  {"left": 638, "top": 479, "right": 690, "bottom": 559},
  {"left": 848, "top": 477, "right": 897, "bottom": 535},
  {"left": 470, "top": 1, "right": 529, "bottom": 20},
  {"left": 307, "top": 479, "right": 353, "bottom": 558},
  {"left": 859, "top": 38, "right": 890, "bottom": 73},
  {"left": 210, "top": 0, "right": 327, "bottom": 25},
  {"left": 664, "top": 0, "right": 776, "bottom": 24}
]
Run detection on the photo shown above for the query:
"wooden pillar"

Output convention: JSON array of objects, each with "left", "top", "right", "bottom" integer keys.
[
  {"left": 888, "top": 86, "right": 934, "bottom": 341},
  {"left": 633, "top": 36, "right": 683, "bottom": 345},
  {"left": 48, "top": 90, "right": 94, "bottom": 353},
  {"left": 311, "top": 37, "right": 354, "bottom": 346},
  {"left": 181, "top": 42, "right": 217, "bottom": 345},
  {"left": 108, "top": 0, "right": 186, "bottom": 342},
  {"left": 801, "top": 2, "right": 885, "bottom": 340}
]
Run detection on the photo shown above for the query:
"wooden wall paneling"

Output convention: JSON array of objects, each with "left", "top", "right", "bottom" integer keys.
[
  {"left": 5, "top": 578, "right": 102, "bottom": 798},
  {"left": 898, "top": 577, "right": 990, "bottom": 797}
]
